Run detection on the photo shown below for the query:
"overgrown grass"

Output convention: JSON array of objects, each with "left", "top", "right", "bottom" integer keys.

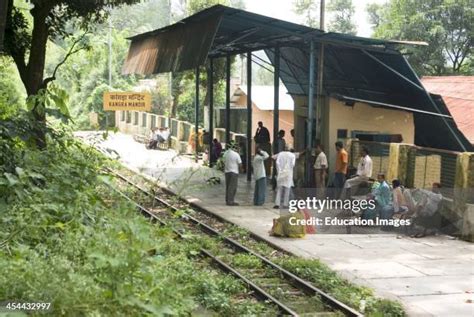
[
  {"left": 118, "top": 164, "right": 406, "bottom": 316},
  {"left": 0, "top": 126, "right": 271, "bottom": 316}
]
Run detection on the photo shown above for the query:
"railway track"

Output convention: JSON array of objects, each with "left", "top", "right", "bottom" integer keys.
[{"left": 106, "top": 167, "right": 363, "bottom": 317}]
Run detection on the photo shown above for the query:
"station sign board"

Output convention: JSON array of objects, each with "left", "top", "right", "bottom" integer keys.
[{"left": 103, "top": 91, "right": 151, "bottom": 111}]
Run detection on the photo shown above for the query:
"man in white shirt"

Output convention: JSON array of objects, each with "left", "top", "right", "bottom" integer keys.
[
  {"left": 223, "top": 142, "right": 242, "bottom": 206},
  {"left": 253, "top": 147, "right": 269, "bottom": 205},
  {"left": 273, "top": 148, "right": 304, "bottom": 209},
  {"left": 157, "top": 127, "right": 170, "bottom": 143},
  {"left": 342, "top": 146, "right": 372, "bottom": 199},
  {"left": 313, "top": 144, "right": 328, "bottom": 198}
]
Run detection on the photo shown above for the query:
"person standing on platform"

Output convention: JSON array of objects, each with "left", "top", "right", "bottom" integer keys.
[
  {"left": 223, "top": 142, "right": 242, "bottom": 206},
  {"left": 289, "top": 128, "right": 295, "bottom": 149},
  {"left": 313, "top": 144, "right": 328, "bottom": 198},
  {"left": 210, "top": 138, "right": 222, "bottom": 167},
  {"left": 334, "top": 141, "right": 348, "bottom": 199},
  {"left": 254, "top": 121, "right": 271, "bottom": 176},
  {"left": 274, "top": 130, "right": 286, "bottom": 154},
  {"left": 273, "top": 148, "right": 304, "bottom": 209},
  {"left": 253, "top": 146, "right": 269, "bottom": 205},
  {"left": 272, "top": 130, "right": 286, "bottom": 190}
]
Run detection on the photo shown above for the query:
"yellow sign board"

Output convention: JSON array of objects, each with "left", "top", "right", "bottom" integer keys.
[{"left": 103, "top": 92, "right": 151, "bottom": 111}]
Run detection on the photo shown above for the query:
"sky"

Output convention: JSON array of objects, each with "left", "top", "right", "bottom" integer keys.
[{"left": 245, "top": 0, "right": 387, "bottom": 37}]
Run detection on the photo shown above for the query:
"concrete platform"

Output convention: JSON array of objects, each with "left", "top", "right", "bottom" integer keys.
[{"left": 90, "top": 132, "right": 474, "bottom": 317}]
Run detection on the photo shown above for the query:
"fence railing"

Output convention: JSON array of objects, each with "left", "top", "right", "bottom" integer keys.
[
  {"left": 407, "top": 146, "right": 459, "bottom": 197},
  {"left": 349, "top": 139, "right": 463, "bottom": 199}
]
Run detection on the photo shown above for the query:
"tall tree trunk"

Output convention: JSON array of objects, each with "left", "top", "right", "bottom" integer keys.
[
  {"left": 15, "top": 6, "right": 50, "bottom": 148},
  {"left": 0, "top": 0, "right": 8, "bottom": 51}
]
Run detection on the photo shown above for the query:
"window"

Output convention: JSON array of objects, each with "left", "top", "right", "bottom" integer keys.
[
  {"left": 337, "top": 129, "right": 348, "bottom": 139},
  {"left": 134, "top": 112, "right": 139, "bottom": 125}
]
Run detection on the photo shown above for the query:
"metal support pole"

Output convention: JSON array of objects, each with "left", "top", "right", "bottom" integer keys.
[
  {"left": 315, "top": 43, "right": 324, "bottom": 143},
  {"left": 273, "top": 46, "right": 280, "bottom": 152},
  {"left": 320, "top": 0, "right": 325, "bottom": 31},
  {"left": 195, "top": 66, "right": 200, "bottom": 163},
  {"left": 316, "top": 0, "right": 325, "bottom": 144},
  {"left": 305, "top": 40, "right": 315, "bottom": 186},
  {"left": 209, "top": 59, "right": 214, "bottom": 163},
  {"left": 106, "top": 16, "right": 113, "bottom": 129},
  {"left": 225, "top": 55, "right": 231, "bottom": 145},
  {"left": 246, "top": 52, "right": 252, "bottom": 182}
]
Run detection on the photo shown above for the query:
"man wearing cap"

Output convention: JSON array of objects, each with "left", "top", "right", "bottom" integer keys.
[{"left": 223, "top": 141, "right": 242, "bottom": 206}]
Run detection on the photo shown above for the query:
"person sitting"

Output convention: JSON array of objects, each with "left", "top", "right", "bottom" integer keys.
[
  {"left": 410, "top": 183, "right": 443, "bottom": 237},
  {"left": 157, "top": 127, "right": 170, "bottom": 143},
  {"left": 372, "top": 173, "right": 392, "bottom": 211},
  {"left": 341, "top": 146, "right": 372, "bottom": 199},
  {"left": 147, "top": 128, "right": 159, "bottom": 149},
  {"left": 363, "top": 173, "right": 391, "bottom": 219},
  {"left": 380, "top": 179, "right": 409, "bottom": 220}
]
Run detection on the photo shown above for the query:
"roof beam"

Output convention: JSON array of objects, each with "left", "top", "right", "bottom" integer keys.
[
  {"left": 337, "top": 95, "right": 453, "bottom": 119},
  {"left": 210, "top": 27, "right": 260, "bottom": 54},
  {"left": 225, "top": 13, "right": 319, "bottom": 40},
  {"left": 361, "top": 49, "right": 424, "bottom": 90}
]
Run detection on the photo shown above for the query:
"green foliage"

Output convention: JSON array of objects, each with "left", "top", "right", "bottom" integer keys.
[
  {"left": 369, "top": 0, "right": 473, "bottom": 75},
  {"left": 188, "top": 0, "right": 230, "bottom": 13},
  {"left": 50, "top": 28, "right": 137, "bottom": 129},
  {"left": 293, "top": 0, "right": 320, "bottom": 28},
  {"left": 25, "top": 84, "right": 70, "bottom": 122},
  {"left": 0, "top": 57, "right": 25, "bottom": 117},
  {"left": 327, "top": 0, "right": 356, "bottom": 35},
  {"left": 0, "top": 108, "right": 267, "bottom": 315},
  {"left": 276, "top": 257, "right": 405, "bottom": 316},
  {"left": 230, "top": 254, "right": 262, "bottom": 269}
]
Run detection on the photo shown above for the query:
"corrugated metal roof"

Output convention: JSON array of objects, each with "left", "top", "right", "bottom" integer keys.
[
  {"left": 122, "top": 4, "right": 472, "bottom": 152},
  {"left": 233, "top": 85, "right": 294, "bottom": 111},
  {"left": 422, "top": 76, "right": 474, "bottom": 144},
  {"left": 123, "top": 4, "right": 421, "bottom": 75},
  {"left": 123, "top": 11, "right": 221, "bottom": 74},
  {"left": 265, "top": 45, "right": 472, "bottom": 151}
]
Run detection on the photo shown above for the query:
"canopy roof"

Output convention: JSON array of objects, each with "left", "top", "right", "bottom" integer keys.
[
  {"left": 123, "top": 4, "right": 414, "bottom": 75},
  {"left": 122, "top": 5, "right": 472, "bottom": 152}
]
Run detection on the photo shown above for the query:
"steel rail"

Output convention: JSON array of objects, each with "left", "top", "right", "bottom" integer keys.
[
  {"left": 106, "top": 174, "right": 299, "bottom": 316},
  {"left": 107, "top": 168, "right": 363, "bottom": 317}
]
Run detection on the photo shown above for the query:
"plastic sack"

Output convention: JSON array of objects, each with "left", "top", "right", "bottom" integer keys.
[{"left": 270, "top": 211, "right": 306, "bottom": 238}]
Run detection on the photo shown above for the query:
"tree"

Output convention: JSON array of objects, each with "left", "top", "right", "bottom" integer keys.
[
  {"left": 0, "top": 0, "right": 7, "bottom": 50},
  {"left": 327, "top": 0, "right": 356, "bottom": 35},
  {"left": 0, "top": 56, "right": 26, "bottom": 118},
  {"left": 370, "top": 0, "right": 473, "bottom": 76},
  {"left": 3, "top": 0, "right": 140, "bottom": 147},
  {"left": 169, "top": 0, "right": 243, "bottom": 122},
  {"left": 293, "top": 0, "right": 320, "bottom": 28},
  {"left": 366, "top": 3, "right": 383, "bottom": 28}
]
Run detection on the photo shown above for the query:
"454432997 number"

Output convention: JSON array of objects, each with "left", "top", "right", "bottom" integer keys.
[{"left": 3, "top": 302, "right": 51, "bottom": 311}]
